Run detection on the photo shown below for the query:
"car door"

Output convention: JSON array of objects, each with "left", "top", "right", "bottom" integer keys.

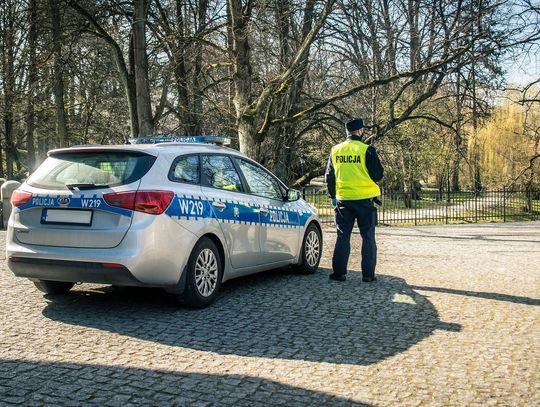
[
  {"left": 199, "top": 154, "right": 262, "bottom": 269},
  {"left": 164, "top": 153, "right": 210, "bottom": 231},
  {"left": 235, "top": 157, "right": 301, "bottom": 264}
]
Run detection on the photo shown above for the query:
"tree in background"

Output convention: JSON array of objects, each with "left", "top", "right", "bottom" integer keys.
[
  {"left": 473, "top": 88, "right": 539, "bottom": 189},
  {"left": 0, "top": 0, "right": 538, "bottom": 192}
]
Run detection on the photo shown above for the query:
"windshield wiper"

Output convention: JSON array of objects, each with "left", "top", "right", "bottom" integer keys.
[{"left": 65, "top": 183, "right": 110, "bottom": 191}]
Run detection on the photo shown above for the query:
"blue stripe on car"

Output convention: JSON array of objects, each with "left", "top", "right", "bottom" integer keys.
[
  {"left": 16, "top": 193, "right": 313, "bottom": 228},
  {"left": 167, "top": 195, "right": 312, "bottom": 228},
  {"left": 15, "top": 194, "right": 133, "bottom": 217}
]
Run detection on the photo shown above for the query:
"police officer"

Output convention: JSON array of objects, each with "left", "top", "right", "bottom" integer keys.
[{"left": 325, "top": 117, "right": 384, "bottom": 282}]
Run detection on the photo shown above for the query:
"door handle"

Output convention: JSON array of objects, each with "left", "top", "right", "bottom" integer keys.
[
  {"left": 212, "top": 201, "right": 226, "bottom": 211},
  {"left": 259, "top": 207, "right": 269, "bottom": 214}
]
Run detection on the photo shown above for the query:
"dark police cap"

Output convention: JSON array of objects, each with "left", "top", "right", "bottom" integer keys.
[{"left": 345, "top": 117, "right": 364, "bottom": 131}]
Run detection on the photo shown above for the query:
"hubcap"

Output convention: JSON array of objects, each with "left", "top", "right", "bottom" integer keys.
[
  {"left": 305, "top": 230, "right": 320, "bottom": 267},
  {"left": 194, "top": 248, "right": 219, "bottom": 297}
]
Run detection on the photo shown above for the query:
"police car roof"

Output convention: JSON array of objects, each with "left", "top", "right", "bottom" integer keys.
[{"left": 48, "top": 142, "right": 244, "bottom": 157}]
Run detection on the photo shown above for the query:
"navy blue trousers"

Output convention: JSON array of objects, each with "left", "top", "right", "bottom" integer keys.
[{"left": 332, "top": 199, "right": 377, "bottom": 278}]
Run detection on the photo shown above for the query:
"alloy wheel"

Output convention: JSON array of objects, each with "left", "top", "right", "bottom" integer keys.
[
  {"left": 194, "top": 248, "right": 219, "bottom": 297},
  {"left": 305, "top": 230, "right": 320, "bottom": 267}
]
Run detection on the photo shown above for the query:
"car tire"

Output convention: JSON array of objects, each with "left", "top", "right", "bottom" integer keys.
[
  {"left": 33, "top": 280, "right": 74, "bottom": 295},
  {"left": 294, "top": 223, "right": 322, "bottom": 274},
  {"left": 178, "top": 237, "right": 223, "bottom": 308}
]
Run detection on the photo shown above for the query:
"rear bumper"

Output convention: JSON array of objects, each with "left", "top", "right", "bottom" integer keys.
[
  {"left": 6, "top": 212, "right": 200, "bottom": 286},
  {"left": 8, "top": 257, "right": 146, "bottom": 286}
]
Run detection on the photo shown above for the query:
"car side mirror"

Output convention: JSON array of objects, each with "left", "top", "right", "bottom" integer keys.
[{"left": 286, "top": 189, "right": 301, "bottom": 202}]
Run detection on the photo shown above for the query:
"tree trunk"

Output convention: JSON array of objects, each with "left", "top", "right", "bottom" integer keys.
[
  {"left": 452, "top": 72, "right": 463, "bottom": 191},
  {"left": 3, "top": 114, "right": 14, "bottom": 178},
  {"left": 470, "top": 42, "right": 482, "bottom": 194},
  {"left": 271, "top": 125, "right": 295, "bottom": 181},
  {"left": 365, "top": 0, "right": 383, "bottom": 76},
  {"left": 381, "top": 0, "right": 397, "bottom": 75},
  {"left": 133, "top": 0, "right": 154, "bottom": 136},
  {"left": 400, "top": 150, "right": 413, "bottom": 208},
  {"left": 238, "top": 119, "right": 259, "bottom": 158},
  {"left": 525, "top": 138, "right": 538, "bottom": 211},
  {"left": 192, "top": 0, "right": 209, "bottom": 135},
  {"left": 25, "top": 0, "right": 38, "bottom": 172},
  {"left": 49, "top": 0, "right": 68, "bottom": 147},
  {"left": 407, "top": 0, "right": 421, "bottom": 71},
  {"left": 2, "top": 0, "right": 16, "bottom": 178},
  {"left": 228, "top": 0, "right": 256, "bottom": 156},
  {"left": 68, "top": 0, "right": 139, "bottom": 137},
  {"left": 271, "top": 0, "right": 316, "bottom": 181},
  {"left": 229, "top": 0, "right": 334, "bottom": 160},
  {"left": 172, "top": 0, "right": 192, "bottom": 133},
  {"left": 127, "top": 33, "right": 139, "bottom": 137},
  {"left": 529, "top": 136, "right": 539, "bottom": 190},
  {"left": 0, "top": 129, "right": 4, "bottom": 178}
]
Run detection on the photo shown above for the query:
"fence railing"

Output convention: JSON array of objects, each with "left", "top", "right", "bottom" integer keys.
[{"left": 302, "top": 188, "right": 540, "bottom": 226}]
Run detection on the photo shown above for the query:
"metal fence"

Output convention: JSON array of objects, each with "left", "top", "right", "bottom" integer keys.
[{"left": 302, "top": 188, "right": 540, "bottom": 226}]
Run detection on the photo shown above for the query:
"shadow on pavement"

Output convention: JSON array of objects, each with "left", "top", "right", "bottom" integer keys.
[
  {"left": 42, "top": 269, "right": 461, "bottom": 366},
  {"left": 0, "top": 359, "right": 371, "bottom": 406},
  {"left": 410, "top": 285, "right": 540, "bottom": 306}
]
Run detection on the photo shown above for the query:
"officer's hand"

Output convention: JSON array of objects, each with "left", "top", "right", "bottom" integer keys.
[{"left": 331, "top": 198, "right": 337, "bottom": 207}]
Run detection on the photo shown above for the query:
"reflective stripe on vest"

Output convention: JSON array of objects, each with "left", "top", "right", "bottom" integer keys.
[{"left": 331, "top": 140, "right": 381, "bottom": 200}]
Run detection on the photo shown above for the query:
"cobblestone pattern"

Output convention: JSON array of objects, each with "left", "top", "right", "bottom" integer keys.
[{"left": 1, "top": 222, "right": 539, "bottom": 406}]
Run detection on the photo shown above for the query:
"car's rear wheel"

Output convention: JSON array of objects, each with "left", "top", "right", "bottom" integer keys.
[
  {"left": 179, "top": 237, "right": 223, "bottom": 308},
  {"left": 33, "top": 280, "right": 74, "bottom": 295},
  {"left": 294, "top": 223, "right": 322, "bottom": 274}
]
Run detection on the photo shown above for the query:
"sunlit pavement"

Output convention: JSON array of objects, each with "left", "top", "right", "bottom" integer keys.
[{"left": 1, "top": 222, "right": 539, "bottom": 406}]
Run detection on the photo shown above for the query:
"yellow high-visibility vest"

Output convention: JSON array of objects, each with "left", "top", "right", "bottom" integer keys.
[{"left": 331, "top": 139, "right": 381, "bottom": 200}]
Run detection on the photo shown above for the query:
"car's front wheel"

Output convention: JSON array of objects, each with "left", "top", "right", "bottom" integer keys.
[
  {"left": 294, "top": 223, "right": 322, "bottom": 274},
  {"left": 178, "top": 237, "right": 223, "bottom": 308},
  {"left": 33, "top": 280, "right": 74, "bottom": 295}
]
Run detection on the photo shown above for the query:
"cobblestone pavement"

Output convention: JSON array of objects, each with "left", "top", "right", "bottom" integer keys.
[{"left": 1, "top": 222, "right": 539, "bottom": 406}]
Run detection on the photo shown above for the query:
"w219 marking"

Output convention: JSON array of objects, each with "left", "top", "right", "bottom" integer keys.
[
  {"left": 81, "top": 199, "right": 102, "bottom": 208},
  {"left": 179, "top": 198, "right": 204, "bottom": 216}
]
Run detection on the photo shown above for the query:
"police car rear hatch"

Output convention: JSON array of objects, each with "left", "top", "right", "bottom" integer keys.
[{"left": 11, "top": 147, "right": 157, "bottom": 249}]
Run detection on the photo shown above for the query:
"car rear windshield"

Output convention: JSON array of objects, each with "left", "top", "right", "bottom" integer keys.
[{"left": 27, "top": 151, "right": 156, "bottom": 190}]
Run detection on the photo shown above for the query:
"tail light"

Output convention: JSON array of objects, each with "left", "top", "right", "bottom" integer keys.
[
  {"left": 101, "top": 263, "right": 126, "bottom": 269},
  {"left": 104, "top": 190, "right": 174, "bottom": 215},
  {"left": 10, "top": 191, "right": 33, "bottom": 207}
]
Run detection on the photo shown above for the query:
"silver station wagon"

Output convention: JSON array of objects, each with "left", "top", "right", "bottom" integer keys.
[{"left": 6, "top": 136, "right": 322, "bottom": 307}]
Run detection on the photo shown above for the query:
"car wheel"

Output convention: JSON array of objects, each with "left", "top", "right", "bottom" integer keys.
[
  {"left": 294, "top": 223, "right": 322, "bottom": 274},
  {"left": 33, "top": 280, "right": 74, "bottom": 295},
  {"left": 179, "top": 237, "right": 223, "bottom": 308}
]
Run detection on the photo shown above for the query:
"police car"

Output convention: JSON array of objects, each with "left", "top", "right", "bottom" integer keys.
[{"left": 6, "top": 136, "right": 322, "bottom": 307}]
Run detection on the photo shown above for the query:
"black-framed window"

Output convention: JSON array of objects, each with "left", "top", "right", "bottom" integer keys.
[
  {"left": 28, "top": 151, "right": 156, "bottom": 189},
  {"left": 201, "top": 155, "right": 244, "bottom": 192},
  {"left": 169, "top": 155, "right": 200, "bottom": 184},
  {"left": 237, "top": 158, "right": 283, "bottom": 200}
]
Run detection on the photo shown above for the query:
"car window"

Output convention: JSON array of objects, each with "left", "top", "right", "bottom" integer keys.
[
  {"left": 27, "top": 151, "right": 156, "bottom": 189},
  {"left": 201, "top": 155, "right": 244, "bottom": 192},
  {"left": 237, "top": 159, "right": 283, "bottom": 200},
  {"left": 170, "top": 155, "right": 199, "bottom": 184}
]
